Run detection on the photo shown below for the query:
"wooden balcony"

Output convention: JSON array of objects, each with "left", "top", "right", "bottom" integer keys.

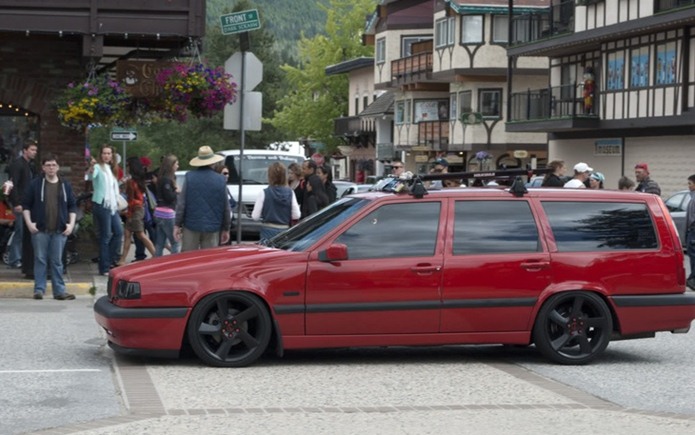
[
  {"left": 509, "top": 0, "right": 574, "bottom": 47},
  {"left": 391, "top": 52, "right": 433, "bottom": 86},
  {"left": 507, "top": 84, "right": 600, "bottom": 132},
  {"left": 655, "top": 0, "right": 695, "bottom": 12}
]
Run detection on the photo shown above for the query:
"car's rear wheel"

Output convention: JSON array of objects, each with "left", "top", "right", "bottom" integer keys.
[
  {"left": 187, "top": 292, "right": 271, "bottom": 367},
  {"left": 533, "top": 291, "right": 612, "bottom": 365}
]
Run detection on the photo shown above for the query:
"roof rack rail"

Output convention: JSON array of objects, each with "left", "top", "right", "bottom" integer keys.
[{"left": 373, "top": 165, "right": 554, "bottom": 198}]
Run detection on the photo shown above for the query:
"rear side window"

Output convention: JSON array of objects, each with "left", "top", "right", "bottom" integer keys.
[
  {"left": 453, "top": 200, "right": 540, "bottom": 254},
  {"left": 542, "top": 201, "right": 657, "bottom": 251},
  {"left": 336, "top": 201, "right": 441, "bottom": 259}
]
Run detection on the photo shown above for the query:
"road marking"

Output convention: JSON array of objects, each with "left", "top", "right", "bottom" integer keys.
[{"left": 0, "top": 369, "right": 101, "bottom": 374}]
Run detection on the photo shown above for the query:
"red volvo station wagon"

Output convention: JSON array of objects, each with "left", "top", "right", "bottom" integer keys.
[{"left": 94, "top": 181, "right": 695, "bottom": 367}]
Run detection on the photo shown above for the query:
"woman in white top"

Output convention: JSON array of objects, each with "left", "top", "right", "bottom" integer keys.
[{"left": 88, "top": 145, "right": 123, "bottom": 275}]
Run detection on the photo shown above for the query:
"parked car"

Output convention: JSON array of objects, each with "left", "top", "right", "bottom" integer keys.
[
  {"left": 333, "top": 180, "right": 358, "bottom": 199},
  {"left": 525, "top": 176, "right": 544, "bottom": 188},
  {"left": 665, "top": 189, "right": 690, "bottom": 247},
  {"left": 95, "top": 182, "right": 695, "bottom": 367}
]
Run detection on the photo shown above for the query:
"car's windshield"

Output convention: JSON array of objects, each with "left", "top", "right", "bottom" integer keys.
[
  {"left": 226, "top": 155, "right": 304, "bottom": 184},
  {"left": 267, "top": 197, "right": 370, "bottom": 252}
]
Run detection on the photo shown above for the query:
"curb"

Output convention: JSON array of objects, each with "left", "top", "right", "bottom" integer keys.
[{"left": 0, "top": 281, "right": 94, "bottom": 298}]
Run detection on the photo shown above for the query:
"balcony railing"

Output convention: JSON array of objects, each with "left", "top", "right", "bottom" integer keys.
[
  {"left": 391, "top": 52, "right": 433, "bottom": 85},
  {"left": 334, "top": 116, "right": 374, "bottom": 136},
  {"left": 510, "top": 0, "right": 574, "bottom": 46},
  {"left": 510, "top": 83, "right": 599, "bottom": 122},
  {"left": 655, "top": 0, "right": 695, "bottom": 12},
  {"left": 418, "top": 121, "right": 449, "bottom": 151}
]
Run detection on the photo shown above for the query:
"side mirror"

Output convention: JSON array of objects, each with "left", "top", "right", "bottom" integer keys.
[{"left": 318, "top": 243, "right": 348, "bottom": 262}]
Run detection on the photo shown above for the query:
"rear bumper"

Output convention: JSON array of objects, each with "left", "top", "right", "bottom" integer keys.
[
  {"left": 93, "top": 296, "right": 189, "bottom": 356},
  {"left": 611, "top": 293, "right": 695, "bottom": 335}
]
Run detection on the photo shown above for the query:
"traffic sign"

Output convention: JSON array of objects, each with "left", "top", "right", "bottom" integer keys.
[
  {"left": 110, "top": 131, "right": 137, "bottom": 141},
  {"left": 220, "top": 9, "right": 261, "bottom": 35}
]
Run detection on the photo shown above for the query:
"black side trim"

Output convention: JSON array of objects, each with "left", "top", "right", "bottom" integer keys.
[
  {"left": 108, "top": 341, "right": 179, "bottom": 359},
  {"left": 443, "top": 298, "right": 537, "bottom": 308},
  {"left": 611, "top": 293, "right": 695, "bottom": 307},
  {"left": 94, "top": 295, "right": 188, "bottom": 319},
  {"left": 274, "top": 298, "right": 537, "bottom": 315}
]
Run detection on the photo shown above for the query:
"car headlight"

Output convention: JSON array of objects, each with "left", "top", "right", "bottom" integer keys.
[{"left": 116, "top": 280, "right": 141, "bottom": 299}]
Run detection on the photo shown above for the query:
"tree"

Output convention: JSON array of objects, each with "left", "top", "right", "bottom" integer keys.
[{"left": 270, "top": 0, "right": 375, "bottom": 153}]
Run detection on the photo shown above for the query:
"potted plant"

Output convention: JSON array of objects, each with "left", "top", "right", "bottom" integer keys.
[
  {"left": 154, "top": 63, "right": 237, "bottom": 122},
  {"left": 55, "top": 75, "right": 132, "bottom": 130}
]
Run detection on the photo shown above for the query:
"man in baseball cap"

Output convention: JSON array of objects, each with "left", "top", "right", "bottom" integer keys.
[
  {"left": 564, "top": 162, "right": 593, "bottom": 188},
  {"left": 634, "top": 162, "right": 661, "bottom": 195}
]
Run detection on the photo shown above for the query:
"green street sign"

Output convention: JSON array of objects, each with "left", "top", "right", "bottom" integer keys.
[{"left": 220, "top": 9, "right": 261, "bottom": 35}]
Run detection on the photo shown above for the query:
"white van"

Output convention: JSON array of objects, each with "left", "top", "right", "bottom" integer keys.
[{"left": 218, "top": 149, "right": 305, "bottom": 237}]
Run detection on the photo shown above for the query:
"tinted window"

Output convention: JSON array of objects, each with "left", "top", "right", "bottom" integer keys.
[
  {"left": 542, "top": 201, "right": 657, "bottom": 251},
  {"left": 453, "top": 201, "right": 540, "bottom": 254},
  {"left": 336, "top": 202, "right": 441, "bottom": 259}
]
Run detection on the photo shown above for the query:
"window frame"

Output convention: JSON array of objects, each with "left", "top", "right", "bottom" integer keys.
[
  {"left": 376, "top": 37, "right": 386, "bottom": 64},
  {"left": 435, "top": 17, "right": 455, "bottom": 48},
  {"left": 655, "top": 41, "right": 677, "bottom": 86},
  {"left": 629, "top": 46, "right": 650, "bottom": 88},
  {"left": 401, "top": 35, "right": 432, "bottom": 57},
  {"left": 478, "top": 88, "right": 502, "bottom": 119},
  {"left": 461, "top": 15, "right": 484, "bottom": 45},
  {"left": 492, "top": 14, "right": 509, "bottom": 44}
]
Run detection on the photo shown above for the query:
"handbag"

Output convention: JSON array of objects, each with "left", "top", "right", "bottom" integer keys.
[{"left": 116, "top": 193, "right": 128, "bottom": 212}]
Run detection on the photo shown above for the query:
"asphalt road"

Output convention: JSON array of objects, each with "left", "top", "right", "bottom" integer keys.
[{"left": 1, "top": 295, "right": 694, "bottom": 434}]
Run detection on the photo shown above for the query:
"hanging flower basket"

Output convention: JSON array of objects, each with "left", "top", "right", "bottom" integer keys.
[
  {"left": 55, "top": 75, "right": 132, "bottom": 130},
  {"left": 154, "top": 63, "right": 237, "bottom": 122}
]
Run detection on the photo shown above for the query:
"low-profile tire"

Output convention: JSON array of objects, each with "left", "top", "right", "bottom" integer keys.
[
  {"left": 187, "top": 292, "right": 272, "bottom": 367},
  {"left": 533, "top": 291, "right": 612, "bottom": 365}
]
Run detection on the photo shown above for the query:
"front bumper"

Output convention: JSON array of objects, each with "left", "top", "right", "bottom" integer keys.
[{"left": 93, "top": 295, "right": 189, "bottom": 357}]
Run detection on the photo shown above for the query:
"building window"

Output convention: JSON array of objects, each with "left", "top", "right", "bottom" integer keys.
[
  {"left": 458, "top": 90, "right": 473, "bottom": 114},
  {"left": 354, "top": 95, "right": 359, "bottom": 116},
  {"left": 395, "top": 101, "right": 404, "bottom": 124},
  {"left": 492, "top": 15, "right": 508, "bottom": 43},
  {"left": 435, "top": 17, "right": 455, "bottom": 48},
  {"left": 461, "top": 15, "right": 483, "bottom": 44},
  {"left": 405, "top": 100, "right": 412, "bottom": 123},
  {"left": 401, "top": 36, "right": 432, "bottom": 57},
  {"left": 363, "top": 95, "right": 369, "bottom": 112},
  {"left": 479, "top": 89, "right": 502, "bottom": 118},
  {"left": 450, "top": 93, "right": 457, "bottom": 120},
  {"left": 656, "top": 42, "right": 677, "bottom": 85},
  {"left": 606, "top": 51, "right": 625, "bottom": 90},
  {"left": 630, "top": 47, "right": 650, "bottom": 88},
  {"left": 376, "top": 38, "right": 386, "bottom": 64}
]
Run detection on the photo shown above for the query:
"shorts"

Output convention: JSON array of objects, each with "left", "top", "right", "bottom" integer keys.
[{"left": 125, "top": 206, "right": 145, "bottom": 233}]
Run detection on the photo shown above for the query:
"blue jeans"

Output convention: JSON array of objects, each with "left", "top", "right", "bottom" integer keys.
[
  {"left": 8, "top": 210, "right": 23, "bottom": 266},
  {"left": 259, "top": 225, "right": 284, "bottom": 243},
  {"left": 93, "top": 202, "right": 123, "bottom": 274},
  {"left": 154, "top": 217, "right": 180, "bottom": 257},
  {"left": 31, "top": 231, "right": 67, "bottom": 297}
]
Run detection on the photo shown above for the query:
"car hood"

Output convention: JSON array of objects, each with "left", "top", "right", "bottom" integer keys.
[{"left": 108, "top": 244, "right": 307, "bottom": 307}]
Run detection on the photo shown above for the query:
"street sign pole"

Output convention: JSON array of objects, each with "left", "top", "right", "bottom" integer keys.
[{"left": 235, "top": 32, "right": 249, "bottom": 245}]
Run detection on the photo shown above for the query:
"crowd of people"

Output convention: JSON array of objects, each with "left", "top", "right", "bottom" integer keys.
[
  {"left": 5, "top": 138, "right": 693, "bottom": 299},
  {"left": 1, "top": 142, "right": 344, "bottom": 299}
]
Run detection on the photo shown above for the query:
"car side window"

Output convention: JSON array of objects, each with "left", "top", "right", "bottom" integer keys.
[
  {"left": 453, "top": 200, "right": 540, "bottom": 254},
  {"left": 665, "top": 192, "right": 686, "bottom": 212},
  {"left": 335, "top": 202, "right": 441, "bottom": 259},
  {"left": 542, "top": 201, "right": 658, "bottom": 251}
]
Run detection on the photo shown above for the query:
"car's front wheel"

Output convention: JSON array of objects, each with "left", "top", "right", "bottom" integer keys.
[
  {"left": 533, "top": 291, "right": 612, "bottom": 365},
  {"left": 187, "top": 292, "right": 272, "bottom": 367}
]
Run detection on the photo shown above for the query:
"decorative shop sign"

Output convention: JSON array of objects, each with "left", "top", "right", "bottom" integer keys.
[
  {"left": 116, "top": 60, "right": 173, "bottom": 98},
  {"left": 594, "top": 138, "right": 622, "bottom": 156}
]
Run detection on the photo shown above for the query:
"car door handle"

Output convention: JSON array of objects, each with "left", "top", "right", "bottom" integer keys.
[
  {"left": 411, "top": 264, "right": 442, "bottom": 275},
  {"left": 520, "top": 261, "right": 550, "bottom": 271}
]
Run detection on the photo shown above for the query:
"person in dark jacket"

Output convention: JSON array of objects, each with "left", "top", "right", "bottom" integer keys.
[
  {"left": 21, "top": 153, "right": 76, "bottom": 300},
  {"left": 175, "top": 146, "right": 230, "bottom": 251},
  {"left": 7, "top": 140, "right": 37, "bottom": 269},
  {"left": 634, "top": 162, "right": 661, "bottom": 195},
  {"left": 317, "top": 164, "right": 337, "bottom": 204},
  {"left": 300, "top": 159, "right": 328, "bottom": 219},
  {"left": 251, "top": 162, "right": 300, "bottom": 242},
  {"left": 541, "top": 160, "right": 566, "bottom": 187}
]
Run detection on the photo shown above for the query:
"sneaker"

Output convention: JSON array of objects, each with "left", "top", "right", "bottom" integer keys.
[
  {"left": 54, "top": 293, "right": 76, "bottom": 301},
  {"left": 687, "top": 278, "right": 695, "bottom": 290},
  {"left": 33, "top": 293, "right": 43, "bottom": 300},
  {"left": 10, "top": 261, "right": 22, "bottom": 269}
]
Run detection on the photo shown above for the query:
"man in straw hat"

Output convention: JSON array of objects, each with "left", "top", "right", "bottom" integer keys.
[{"left": 175, "top": 146, "right": 231, "bottom": 250}]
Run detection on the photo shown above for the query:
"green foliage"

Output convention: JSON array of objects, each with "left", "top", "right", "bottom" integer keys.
[
  {"left": 206, "top": 0, "right": 330, "bottom": 62},
  {"left": 270, "top": 0, "right": 375, "bottom": 150}
]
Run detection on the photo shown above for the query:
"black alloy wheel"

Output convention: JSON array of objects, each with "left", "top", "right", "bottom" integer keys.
[
  {"left": 187, "top": 292, "right": 272, "bottom": 367},
  {"left": 533, "top": 291, "right": 613, "bottom": 365}
]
